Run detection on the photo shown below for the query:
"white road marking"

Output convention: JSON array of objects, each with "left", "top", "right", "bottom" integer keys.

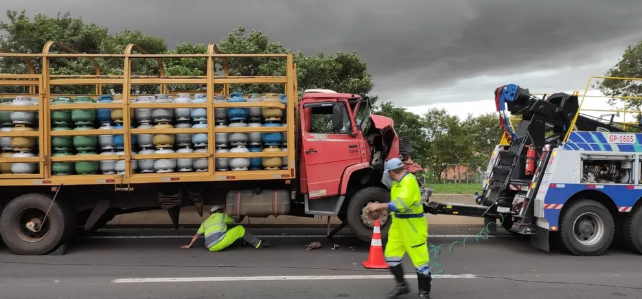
[
  {"left": 84, "top": 234, "right": 509, "bottom": 239},
  {"left": 112, "top": 274, "right": 477, "bottom": 283}
]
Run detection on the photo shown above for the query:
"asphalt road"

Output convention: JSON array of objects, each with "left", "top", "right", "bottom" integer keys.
[{"left": 1, "top": 226, "right": 641, "bottom": 299}]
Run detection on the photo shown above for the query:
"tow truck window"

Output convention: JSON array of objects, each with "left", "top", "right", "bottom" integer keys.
[{"left": 308, "top": 105, "right": 352, "bottom": 134}]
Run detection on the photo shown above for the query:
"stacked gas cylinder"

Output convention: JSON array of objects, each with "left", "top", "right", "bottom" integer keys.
[
  {"left": 214, "top": 92, "right": 288, "bottom": 171},
  {"left": 0, "top": 96, "right": 40, "bottom": 175}
]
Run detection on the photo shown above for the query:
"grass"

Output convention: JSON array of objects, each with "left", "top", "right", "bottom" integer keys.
[{"left": 425, "top": 183, "right": 484, "bottom": 194}]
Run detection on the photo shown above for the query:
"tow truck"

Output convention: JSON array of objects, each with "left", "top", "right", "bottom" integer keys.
[{"left": 424, "top": 79, "right": 642, "bottom": 256}]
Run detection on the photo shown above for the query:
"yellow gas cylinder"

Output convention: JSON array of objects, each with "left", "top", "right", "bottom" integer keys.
[
  {"left": 10, "top": 125, "right": 35, "bottom": 150},
  {"left": 152, "top": 122, "right": 175, "bottom": 148},
  {"left": 262, "top": 146, "right": 282, "bottom": 169},
  {"left": 0, "top": 151, "right": 13, "bottom": 173},
  {"left": 261, "top": 93, "right": 283, "bottom": 122},
  {"left": 111, "top": 97, "right": 124, "bottom": 123}
]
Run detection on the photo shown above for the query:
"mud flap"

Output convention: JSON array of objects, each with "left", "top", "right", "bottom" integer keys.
[{"left": 531, "top": 226, "right": 550, "bottom": 252}]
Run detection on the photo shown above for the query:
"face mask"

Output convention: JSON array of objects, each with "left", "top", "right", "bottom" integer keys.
[{"left": 381, "top": 169, "right": 393, "bottom": 189}]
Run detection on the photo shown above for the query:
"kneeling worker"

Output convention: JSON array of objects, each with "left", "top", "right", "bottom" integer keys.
[
  {"left": 367, "top": 158, "right": 431, "bottom": 299},
  {"left": 181, "top": 205, "right": 269, "bottom": 251}
]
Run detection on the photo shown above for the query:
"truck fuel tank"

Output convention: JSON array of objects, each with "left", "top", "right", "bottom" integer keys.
[{"left": 226, "top": 189, "right": 290, "bottom": 217}]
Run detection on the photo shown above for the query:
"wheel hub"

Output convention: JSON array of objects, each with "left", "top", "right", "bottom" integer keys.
[
  {"left": 14, "top": 207, "right": 50, "bottom": 243},
  {"left": 573, "top": 212, "right": 604, "bottom": 246},
  {"left": 360, "top": 201, "right": 389, "bottom": 229}
]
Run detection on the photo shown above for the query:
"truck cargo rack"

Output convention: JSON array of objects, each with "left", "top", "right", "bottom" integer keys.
[{"left": 0, "top": 41, "right": 299, "bottom": 187}]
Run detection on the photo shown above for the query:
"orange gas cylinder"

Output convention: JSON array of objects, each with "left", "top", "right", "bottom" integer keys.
[{"left": 525, "top": 146, "right": 535, "bottom": 175}]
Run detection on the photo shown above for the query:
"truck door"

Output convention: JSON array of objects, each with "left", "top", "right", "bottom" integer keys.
[{"left": 299, "top": 101, "right": 361, "bottom": 198}]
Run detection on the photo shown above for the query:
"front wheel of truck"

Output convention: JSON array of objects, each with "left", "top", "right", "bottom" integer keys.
[
  {"left": 0, "top": 193, "right": 75, "bottom": 255},
  {"left": 346, "top": 186, "right": 391, "bottom": 243}
]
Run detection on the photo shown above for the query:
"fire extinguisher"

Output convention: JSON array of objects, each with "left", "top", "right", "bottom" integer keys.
[{"left": 525, "top": 146, "right": 535, "bottom": 175}]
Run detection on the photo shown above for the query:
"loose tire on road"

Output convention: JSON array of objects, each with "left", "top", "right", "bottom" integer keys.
[
  {"left": 559, "top": 199, "right": 615, "bottom": 256},
  {"left": 0, "top": 193, "right": 75, "bottom": 255},
  {"left": 623, "top": 205, "right": 642, "bottom": 254},
  {"left": 346, "top": 186, "right": 391, "bottom": 243}
]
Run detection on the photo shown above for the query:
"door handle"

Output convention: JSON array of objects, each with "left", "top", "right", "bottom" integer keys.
[{"left": 306, "top": 149, "right": 317, "bottom": 154}]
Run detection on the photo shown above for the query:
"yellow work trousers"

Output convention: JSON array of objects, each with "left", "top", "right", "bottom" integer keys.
[
  {"left": 208, "top": 226, "right": 246, "bottom": 252},
  {"left": 383, "top": 218, "right": 431, "bottom": 275}
]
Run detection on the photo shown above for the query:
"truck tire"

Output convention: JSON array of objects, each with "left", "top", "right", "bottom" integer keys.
[
  {"left": 623, "top": 205, "right": 642, "bottom": 254},
  {"left": 346, "top": 186, "right": 391, "bottom": 243},
  {"left": 0, "top": 193, "right": 73, "bottom": 255},
  {"left": 559, "top": 199, "right": 615, "bottom": 256}
]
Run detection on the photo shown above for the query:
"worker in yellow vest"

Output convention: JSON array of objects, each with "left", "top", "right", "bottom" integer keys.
[
  {"left": 181, "top": 205, "right": 269, "bottom": 251},
  {"left": 367, "top": 158, "right": 431, "bottom": 299}
]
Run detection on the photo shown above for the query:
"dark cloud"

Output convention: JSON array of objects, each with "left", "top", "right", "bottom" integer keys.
[{"left": 4, "top": 0, "right": 642, "bottom": 105}]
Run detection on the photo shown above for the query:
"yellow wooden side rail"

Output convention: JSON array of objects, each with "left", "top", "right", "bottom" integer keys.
[{"left": 0, "top": 41, "right": 298, "bottom": 187}]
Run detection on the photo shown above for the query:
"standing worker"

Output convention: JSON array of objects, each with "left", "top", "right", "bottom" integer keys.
[
  {"left": 367, "top": 158, "right": 431, "bottom": 299},
  {"left": 181, "top": 205, "right": 269, "bottom": 251}
]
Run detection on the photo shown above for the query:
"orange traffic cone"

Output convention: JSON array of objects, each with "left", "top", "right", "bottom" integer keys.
[{"left": 362, "top": 220, "right": 389, "bottom": 269}]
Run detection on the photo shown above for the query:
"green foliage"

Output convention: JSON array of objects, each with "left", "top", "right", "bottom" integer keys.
[{"left": 598, "top": 40, "right": 642, "bottom": 112}]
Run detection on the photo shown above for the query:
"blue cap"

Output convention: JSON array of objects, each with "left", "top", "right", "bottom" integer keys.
[{"left": 384, "top": 158, "right": 404, "bottom": 172}]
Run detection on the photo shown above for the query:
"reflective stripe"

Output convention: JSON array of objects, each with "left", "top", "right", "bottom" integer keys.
[
  {"left": 373, "top": 226, "right": 380, "bottom": 234},
  {"left": 395, "top": 213, "right": 424, "bottom": 218},
  {"left": 395, "top": 197, "right": 408, "bottom": 209},
  {"left": 371, "top": 238, "right": 382, "bottom": 246}
]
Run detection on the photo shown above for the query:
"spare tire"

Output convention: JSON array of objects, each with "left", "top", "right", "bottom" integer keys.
[{"left": 0, "top": 193, "right": 72, "bottom": 255}]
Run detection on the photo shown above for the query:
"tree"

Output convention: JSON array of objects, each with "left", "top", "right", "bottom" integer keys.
[
  {"left": 374, "top": 102, "right": 428, "bottom": 163},
  {"left": 461, "top": 112, "right": 503, "bottom": 168},
  {"left": 598, "top": 40, "right": 642, "bottom": 115}
]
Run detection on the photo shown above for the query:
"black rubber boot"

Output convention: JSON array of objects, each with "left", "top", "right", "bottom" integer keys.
[
  {"left": 242, "top": 231, "right": 269, "bottom": 248},
  {"left": 387, "top": 264, "right": 410, "bottom": 299},
  {"left": 417, "top": 272, "right": 432, "bottom": 299}
]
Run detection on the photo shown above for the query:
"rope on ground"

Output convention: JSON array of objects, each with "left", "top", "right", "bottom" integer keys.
[{"left": 427, "top": 213, "right": 505, "bottom": 276}]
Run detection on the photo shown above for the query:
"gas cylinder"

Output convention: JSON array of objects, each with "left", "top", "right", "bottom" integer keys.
[
  {"left": 229, "top": 122, "right": 249, "bottom": 146},
  {"left": 525, "top": 146, "right": 535, "bottom": 176},
  {"left": 281, "top": 123, "right": 287, "bottom": 146},
  {"left": 73, "top": 126, "right": 97, "bottom": 152},
  {"left": 229, "top": 146, "right": 250, "bottom": 171},
  {"left": 152, "top": 123, "right": 175, "bottom": 148},
  {"left": 248, "top": 122, "right": 262, "bottom": 146},
  {"left": 96, "top": 95, "right": 114, "bottom": 124},
  {"left": 52, "top": 151, "right": 74, "bottom": 175},
  {"left": 262, "top": 146, "right": 282, "bottom": 169},
  {"left": 249, "top": 146, "right": 262, "bottom": 170},
  {"left": 191, "top": 122, "right": 208, "bottom": 147},
  {"left": 247, "top": 93, "right": 262, "bottom": 121},
  {"left": 215, "top": 148, "right": 228, "bottom": 171},
  {"left": 152, "top": 95, "right": 174, "bottom": 123},
  {"left": 11, "top": 125, "right": 35, "bottom": 150},
  {"left": 136, "top": 123, "right": 154, "bottom": 148},
  {"left": 190, "top": 96, "right": 207, "bottom": 122},
  {"left": 99, "top": 151, "right": 116, "bottom": 174},
  {"left": 10, "top": 96, "right": 36, "bottom": 125},
  {"left": 50, "top": 96, "right": 72, "bottom": 125},
  {"left": 214, "top": 95, "right": 228, "bottom": 124},
  {"left": 215, "top": 124, "right": 228, "bottom": 148},
  {"left": 11, "top": 151, "right": 37, "bottom": 174},
  {"left": 98, "top": 123, "right": 114, "bottom": 150},
  {"left": 282, "top": 146, "right": 288, "bottom": 169},
  {"left": 0, "top": 98, "right": 13, "bottom": 126},
  {"left": 175, "top": 122, "right": 192, "bottom": 147},
  {"left": 194, "top": 148, "right": 209, "bottom": 172},
  {"left": 0, "top": 151, "right": 13, "bottom": 173},
  {"left": 137, "top": 148, "right": 156, "bottom": 173},
  {"left": 0, "top": 126, "right": 13, "bottom": 150},
  {"left": 71, "top": 96, "right": 96, "bottom": 126},
  {"left": 174, "top": 93, "right": 192, "bottom": 122},
  {"left": 279, "top": 94, "right": 287, "bottom": 119},
  {"left": 227, "top": 93, "right": 248, "bottom": 122},
  {"left": 177, "top": 147, "right": 194, "bottom": 172},
  {"left": 262, "top": 94, "right": 282, "bottom": 122},
  {"left": 262, "top": 122, "right": 283, "bottom": 146},
  {"left": 110, "top": 97, "right": 124, "bottom": 123},
  {"left": 153, "top": 148, "right": 176, "bottom": 173},
  {"left": 75, "top": 152, "right": 100, "bottom": 175},
  {"left": 135, "top": 96, "right": 154, "bottom": 124},
  {"left": 52, "top": 125, "right": 73, "bottom": 151},
  {"left": 114, "top": 151, "right": 128, "bottom": 174}
]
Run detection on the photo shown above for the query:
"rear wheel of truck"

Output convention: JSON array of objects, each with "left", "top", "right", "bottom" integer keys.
[
  {"left": 559, "top": 199, "right": 615, "bottom": 256},
  {"left": 346, "top": 186, "right": 391, "bottom": 243},
  {"left": 623, "top": 205, "right": 642, "bottom": 254},
  {"left": 0, "top": 193, "right": 75, "bottom": 255}
]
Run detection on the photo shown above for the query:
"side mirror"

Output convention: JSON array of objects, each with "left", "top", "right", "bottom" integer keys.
[{"left": 332, "top": 104, "right": 344, "bottom": 132}]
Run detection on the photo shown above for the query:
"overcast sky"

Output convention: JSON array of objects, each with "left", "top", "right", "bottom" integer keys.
[{"left": 4, "top": 0, "right": 642, "bottom": 119}]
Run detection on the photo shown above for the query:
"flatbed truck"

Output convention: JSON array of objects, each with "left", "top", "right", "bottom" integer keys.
[{"left": 0, "top": 42, "right": 420, "bottom": 255}]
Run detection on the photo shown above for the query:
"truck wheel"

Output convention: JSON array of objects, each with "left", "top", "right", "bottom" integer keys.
[
  {"left": 0, "top": 193, "right": 72, "bottom": 255},
  {"left": 559, "top": 199, "right": 615, "bottom": 256},
  {"left": 623, "top": 205, "right": 642, "bottom": 254},
  {"left": 346, "top": 186, "right": 391, "bottom": 243}
]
